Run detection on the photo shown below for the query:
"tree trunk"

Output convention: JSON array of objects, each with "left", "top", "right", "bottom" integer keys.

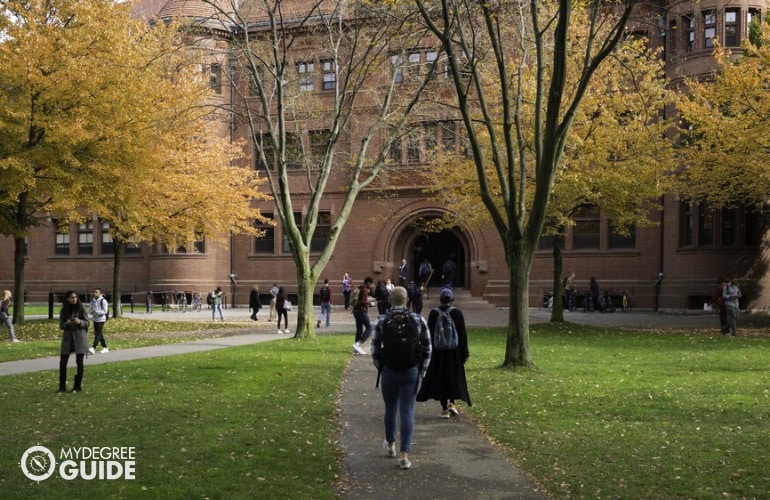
[
  {"left": 112, "top": 242, "right": 124, "bottom": 318},
  {"left": 503, "top": 242, "right": 534, "bottom": 368},
  {"left": 12, "top": 235, "right": 26, "bottom": 323},
  {"left": 292, "top": 247, "right": 317, "bottom": 339},
  {"left": 550, "top": 231, "right": 564, "bottom": 323}
]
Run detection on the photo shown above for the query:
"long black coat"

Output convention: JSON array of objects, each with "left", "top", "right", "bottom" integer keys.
[{"left": 416, "top": 305, "right": 472, "bottom": 406}]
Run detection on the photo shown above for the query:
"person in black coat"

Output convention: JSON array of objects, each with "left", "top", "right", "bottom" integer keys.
[
  {"left": 249, "top": 285, "right": 261, "bottom": 321},
  {"left": 416, "top": 288, "right": 472, "bottom": 418}
]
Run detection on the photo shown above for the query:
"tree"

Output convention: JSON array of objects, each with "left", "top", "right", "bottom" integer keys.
[
  {"left": 675, "top": 25, "right": 770, "bottom": 210},
  {"left": 194, "top": 0, "right": 437, "bottom": 338},
  {"left": 424, "top": 34, "right": 675, "bottom": 323},
  {"left": 0, "top": 0, "right": 267, "bottom": 320},
  {"left": 414, "top": 0, "right": 637, "bottom": 366}
]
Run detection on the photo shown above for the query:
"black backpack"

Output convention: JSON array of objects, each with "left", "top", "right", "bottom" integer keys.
[
  {"left": 380, "top": 310, "right": 422, "bottom": 370},
  {"left": 319, "top": 285, "right": 330, "bottom": 302}
]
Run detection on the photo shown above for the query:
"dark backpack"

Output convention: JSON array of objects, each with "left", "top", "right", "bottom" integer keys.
[
  {"left": 432, "top": 307, "right": 459, "bottom": 351},
  {"left": 319, "top": 286, "right": 331, "bottom": 302},
  {"left": 350, "top": 287, "right": 361, "bottom": 308},
  {"left": 380, "top": 310, "right": 422, "bottom": 370}
]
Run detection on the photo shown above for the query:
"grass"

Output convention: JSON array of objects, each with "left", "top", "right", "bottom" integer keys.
[{"left": 1, "top": 323, "right": 768, "bottom": 498}]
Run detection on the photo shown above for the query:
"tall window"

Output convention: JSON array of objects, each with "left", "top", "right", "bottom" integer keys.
[
  {"left": 193, "top": 232, "right": 205, "bottom": 253},
  {"left": 725, "top": 9, "right": 739, "bottom": 46},
  {"left": 685, "top": 15, "right": 695, "bottom": 51},
  {"left": 698, "top": 202, "right": 715, "bottom": 246},
  {"left": 78, "top": 221, "right": 94, "bottom": 255},
  {"left": 55, "top": 223, "right": 70, "bottom": 255},
  {"left": 406, "top": 130, "right": 421, "bottom": 163},
  {"left": 297, "top": 61, "right": 314, "bottom": 92},
  {"left": 321, "top": 60, "right": 336, "bottom": 91},
  {"left": 721, "top": 207, "right": 737, "bottom": 247},
  {"left": 390, "top": 54, "right": 404, "bottom": 84},
  {"left": 210, "top": 63, "right": 222, "bottom": 94},
  {"left": 286, "top": 132, "right": 303, "bottom": 169},
  {"left": 703, "top": 10, "right": 716, "bottom": 49},
  {"left": 440, "top": 121, "right": 457, "bottom": 151},
  {"left": 309, "top": 130, "right": 331, "bottom": 167},
  {"left": 573, "top": 206, "right": 600, "bottom": 250},
  {"left": 608, "top": 223, "right": 636, "bottom": 249},
  {"left": 407, "top": 52, "right": 421, "bottom": 78},
  {"left": 679, "top": 201, "right": 694, "bottom": 247},
  {"left": 255, "top": 133, "right": 275, "bottom": 170},
  {"left": 311, "top": 212, "right": 331, "bottom": 252},
  {"left": 747, "top": 9, "right": 761, "bottom": 35},
  {"left": 389, "top": 130, "right": 403, "bottom": 163},
  {"left": 101, "top": 221, "right": 114, "bottom": 255},
  {"left": 254, "top": 213, "right": 275, "bottom": 254}
]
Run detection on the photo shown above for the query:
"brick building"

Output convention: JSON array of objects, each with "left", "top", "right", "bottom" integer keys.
[{"left": 1, "top": 0, "right": 769, "bottom": 311}]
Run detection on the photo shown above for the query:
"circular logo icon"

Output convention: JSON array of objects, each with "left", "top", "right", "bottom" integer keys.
[{"left": 20, "top": 445, "right": 56, "bottom": 482}]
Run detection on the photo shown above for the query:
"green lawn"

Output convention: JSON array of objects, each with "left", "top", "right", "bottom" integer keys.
[{"left": 0, "top": 324, "right": 767, "bottom": 498}]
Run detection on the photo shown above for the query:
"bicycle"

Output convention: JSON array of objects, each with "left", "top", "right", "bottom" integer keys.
[
  {"left": 583, "top": 291, "right": 595, "bottom": 313},
  {"left": 191, "top": 292, "right": 202, "bottom": 312},
  {"left": 599, "top": 290, "right": 615, "bottom": 313},
  {"left": 621, "top": 289, "right": 631, "bottom": 312},
  {"left": 177, "top": 291, "right": 187, "bottom": 313}
]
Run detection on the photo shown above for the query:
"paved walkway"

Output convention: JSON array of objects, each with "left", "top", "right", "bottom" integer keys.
[{"left": 1, "top": 302, "right": 731, "bottom": 498}]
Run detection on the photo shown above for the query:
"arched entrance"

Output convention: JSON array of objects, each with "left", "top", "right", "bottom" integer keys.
[{"left": 410, "top": 230, "right": 466, "bottom": 288}]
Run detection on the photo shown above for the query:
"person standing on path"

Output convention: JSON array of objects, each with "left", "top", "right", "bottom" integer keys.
[
  {"left": 352, "top": 277, "right": 374, "bottom": 354},
  {"left": 58, "top": 290, "right": 90, "bottom": 393},
  {"left": 317, "top": 279, "right": 332, "bottom": 328},
  {"left": 211, "top": 287, "right": 225, "bottom": 321},
  {"left": 371, "top": 286, "right": 432, "bottom": 470},
  {"left": 88, "top": 288, "right": 109, "bottom": 354},
  {"left": 269, "top": 283, "right": 279, "bottom": 321},
  {"left": 249, "top": 285, "right": 262, "bottom": 321},
  {"left": 417, "top": 287, "right": 472, "bottom": 418},
  {"left": 398, "top": 259, "right": 409, "bottom": 287},
  {"left": 342, "top": 273, "right": 353, "bottom": 310},
  {"left": 722, "top": 276, "right": 742, "bottom": 336},
  {"left": 1, "top": 290, "right": 19, "bottom": 342},
  {"left": 275, "top": 287, "right": 290, "bottom": 334}
]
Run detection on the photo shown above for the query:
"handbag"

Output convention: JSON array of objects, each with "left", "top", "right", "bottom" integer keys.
[{"left": 285, "top": 301, "right": 293, "bottom": 312}]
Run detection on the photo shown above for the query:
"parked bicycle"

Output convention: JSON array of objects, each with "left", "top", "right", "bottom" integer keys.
[
  {"left": 621, "top": 289, "right": 631, "bottom": 312},
  {"left": 599, "top": 290, "right": 615, "bottom": 313},
  {"left": 583, "top": 290, "right": 596, "bottom": 313},
  {"left": 191, "top": 292, "right": 202, "bottom": 312}
]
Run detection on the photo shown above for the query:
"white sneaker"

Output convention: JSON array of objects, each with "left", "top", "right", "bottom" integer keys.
[
  {"left": 398, "top": 458, "right": 412, "bottom": 469},
  {"left": 383, "top": 440, "right": 396, "bottom": 458},
  {"left": 100, "top": 347, "right": 109, "bottom": 353},
  {"left": 283, "top": 330, "right": 291, "bottom": 335},
  {"left": 352, "top": 342, "right": 366, "bottom": 355},
  {"left": 88, "top": 347, "right": 95, "bottom": 355},
  {"left": 278, "top": 329, "right": 283, "bottom": 334}
]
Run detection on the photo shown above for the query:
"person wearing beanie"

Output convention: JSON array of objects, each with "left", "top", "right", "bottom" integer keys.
[
  {"left": 417, "top": 286, "right": 472, "bottom": 418},
  {"left": 371, "top": 286, "right": 432, "bottom": 470}
]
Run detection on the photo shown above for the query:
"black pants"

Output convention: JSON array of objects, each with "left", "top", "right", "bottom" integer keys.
[
  {"left": 59, "top": 353, "right": 85, "bottom": 390},
  {"left": 92, "top": 321, "right": 107, "bottom": 348}
]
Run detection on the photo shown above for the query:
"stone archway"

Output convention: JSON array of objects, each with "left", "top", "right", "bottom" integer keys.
[{"left": 411, "top": 230, "right": 465, "bottom": 288}]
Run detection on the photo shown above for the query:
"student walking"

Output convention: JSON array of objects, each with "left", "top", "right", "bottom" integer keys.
[
  {"left": 249, "top": 285, "right": 262, "bottom": 321},
  {"left": 371, "top": 287, "right": 432, "bottom": 469},
  {"left": 317, "top": 279, "right": 332, "bottom": 328},
  {"left": 352, "top": 277, "right": 374, "bottom": 354},
  {"left": 88, "top": 288, "right": 109, "bottom": 354},
  {"left": 58, "top": 291, "right": 90, "bottom": 393},
  {"left": 1, "top": 290, "right": 19, "bottom": 342},
  {"left": 275, "top": 287, "right": 290, "bottom": 334}
]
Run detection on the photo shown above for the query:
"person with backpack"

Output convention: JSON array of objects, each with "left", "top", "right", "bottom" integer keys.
[
  {"left": 351, "top": 277, "right": 374, "bottom": 354},
  {"left": 374, "top": 280, "right": 390, "bottom": 315},
  {"left": 371, "top": 286, "right": 432, "bottom": 470},
  {"left": 417, "top": 287, "right": 472, "bottom": 419},
  {"left": 88, "top": 288, "right": 109, "bottom": 354},
  {"left": 316, "top": 279, "right": 332, "bottom": 328}
]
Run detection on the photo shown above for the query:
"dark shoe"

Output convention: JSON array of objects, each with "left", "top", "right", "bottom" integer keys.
[
  {"left": 316, "top": 321, "right": 321, "bottom": 328},
  {"left": 57, "top": 387, "right": 66, "bottom": 393}
]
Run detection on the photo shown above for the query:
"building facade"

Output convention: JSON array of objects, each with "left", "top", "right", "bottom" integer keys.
[{"left": 1, "top": 0, "right": 769, "bottom": 311}]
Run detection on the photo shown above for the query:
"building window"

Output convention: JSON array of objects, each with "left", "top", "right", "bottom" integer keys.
[
  {"left": 698, "top": 202, "right": 715, "bottom": 246},
  {"left": 407, "top": 51, "right": 421, "bottom": 78},
  {"left": 679, "top": 201, "right": 694, "bottom": 247},
  {"left": 406, "top": 130, "right": 421, "bottom": 163},
  {"left": 286, "top": 132, "right": 303, "bottom": 169},
  {"left": 282, "top": 212, "right": 302, "bottom": 253},
  {"left": 685, "top": 15, "right": 695, "bottom": 51},
  {"left": 608, "top": 223, "right": 636, "bottom": 250},
  {"left": 440, "top": 121, "right": 457, "bottom": 151},
  {"left": 703, "top": 10, "right": 716, "bottom": 49},
  {"left": 747, "top": 9, "right": 761, "bottom": 36},
  {"left": 538, "top": 233, "right": 555, "bottom": 251},
  {"left": 321, "top": 60, "right": 336, "bottom": 91},
  {"left": 721, "top": 207, "right": 737, "bottom": 247},
  {"left": 297, "top": 61, "right": 314, "bottom": 92},
  {"left": 389, "top": 129, "right": 403, "bottom": 163},
  {"left": 125, "top": 242, "right": 141, "bottom": 255},
  {"left": 210, "top": 63, "right": 222, "bottom": 94},
  {"left": 78, "top": 221, "right": 94, "bottom": 255},
  {"left": 254, "top": 213, "right": 275, "bottom": 254},
  {"left": 255, "top": 133, "right": 275, "bottom": 171},
  {"left": 101, "top": 221, "right": 114, "bottom": 255},
  {"left": 573, "top": 206, "right": 601, "bottom": 250},
  {"left": 193, "top": 232, "right": 205, "bottom": 253},
  {"left": 725, "top": 9, "right": 739, "bottom": 46},
  {"left": 390, "top": 54, "right": 404, "bottom": 84},
  {"left": 311, "top": 212, "right": 331, "bottom": 253},
  {"left": 309, "top": 130, "right": 331, "bottom": 167},
  {"left": 55, "top": 223, "right": 70, "bottom": 255}
]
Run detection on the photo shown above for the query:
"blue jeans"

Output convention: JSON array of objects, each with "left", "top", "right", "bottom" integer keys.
[
  {"left": 212, "top": 304, "right": 224, "bottom": 320},
  {"left": 380, "top": 365, "right": 419, "bottom": 453},
  {"left": 318, "top": 301, "right": 331, "bottom": 326},
  {"left": 352, "top": 309, "right": 371, "bottom": 344}
]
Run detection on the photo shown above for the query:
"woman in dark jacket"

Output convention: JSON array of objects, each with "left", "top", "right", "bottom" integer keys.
[
  {"left": 275, "top": 287, "right": 289, "bottom": 334},
  {"left": 249, "top": 285, "right": 262, "bottom": 321},
  {"left": 416, "top": 288, "right": 472, "bottom": 418},
  {"left": 58, "top": 290, "right": 90, "bottom": 393}
]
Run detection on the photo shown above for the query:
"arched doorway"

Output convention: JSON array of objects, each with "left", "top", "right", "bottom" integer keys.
[{"left": 411, "top": 230, "right": 465, "bottom": 288}]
